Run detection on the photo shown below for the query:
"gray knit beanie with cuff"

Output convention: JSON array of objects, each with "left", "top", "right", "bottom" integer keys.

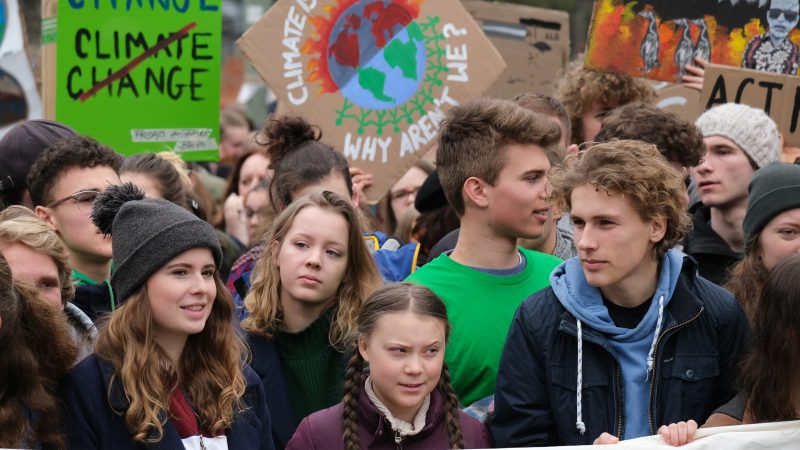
[
  {"left": 91, "top": 182, "right": 222, "bottom": 303},
  {"left": 695, "top": 103, "right": 781, "bottom": 169},
  {"left": 743, "top": 162, "right": 800, "bottom": 244}
]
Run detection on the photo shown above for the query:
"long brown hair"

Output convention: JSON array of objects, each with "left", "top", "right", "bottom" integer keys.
[
  {"left": 724, "top": 234, "right": 767, "bottom": 324},
  {"left": 738, "top": 254, "right": 800, "bottom": 422},
  {"left": 0, "top": 255, "right": 76, "bottom": 449},
  {"left": 341, "top": 283, "right": 464, "bottom": 450},
  {"left": 93, "top": 274, "right": 247, "bottom": 442},
  {"left": 241, "top": 190, "right": 381, "bottom": 350}
]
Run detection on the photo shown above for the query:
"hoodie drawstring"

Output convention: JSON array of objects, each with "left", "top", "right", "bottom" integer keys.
[
  {"left": 575, "top": 319, "right": 586, "bottom": 435},
  {"left": 645, "top": 295, "right": 665, "bottom": 381}
]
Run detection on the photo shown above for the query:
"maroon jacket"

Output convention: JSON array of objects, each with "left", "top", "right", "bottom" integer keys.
[{"left": 286, "top": 388, "right": 491, "bottom": 449}]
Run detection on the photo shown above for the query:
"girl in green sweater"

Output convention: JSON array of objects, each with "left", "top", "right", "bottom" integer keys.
[{"left": 241, "top": 190, "right": 383, "bottom": 448}]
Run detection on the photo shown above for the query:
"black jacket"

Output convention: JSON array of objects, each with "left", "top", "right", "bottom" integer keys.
[
  {"left": 59, "top": 354, "right": 274, "bottom": 449},
  {"left": 682, "top": 205, "right": 742, "bottom": 286},
  {"left": 490, "top": 258, "right": 750, "bottom": 446}
]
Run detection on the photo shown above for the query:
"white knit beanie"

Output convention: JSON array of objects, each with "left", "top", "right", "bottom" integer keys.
[{"left": 695, "top": 103, "right": 781, "bottom": 169}]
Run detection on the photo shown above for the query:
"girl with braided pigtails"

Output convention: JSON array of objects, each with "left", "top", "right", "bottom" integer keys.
[{"left": 285, "top": 283, "right": 490, "bottom": 450}]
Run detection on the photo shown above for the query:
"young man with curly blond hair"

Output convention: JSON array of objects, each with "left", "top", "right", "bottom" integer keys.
[{"left": 491, "top": 140, "right": 750, "bottom": 446}]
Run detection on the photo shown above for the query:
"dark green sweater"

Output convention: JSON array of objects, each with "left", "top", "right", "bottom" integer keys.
[{"left": 276, "top": 312, "right": 345, "bottom": 421}]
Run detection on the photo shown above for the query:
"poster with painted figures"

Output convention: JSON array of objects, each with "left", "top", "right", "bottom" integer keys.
[
  {"left": 238, "top": 0, "right": 506, "bottom": 202},
  {"left": 586, "top": 0, "right": 800, "bottom": 81}
]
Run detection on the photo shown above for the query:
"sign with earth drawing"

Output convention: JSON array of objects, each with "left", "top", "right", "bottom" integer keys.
[{"left": 238, "top": 0, "right": 506, "bottom": 202}]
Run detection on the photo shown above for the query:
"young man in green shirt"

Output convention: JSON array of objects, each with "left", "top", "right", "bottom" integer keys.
[
  {"left": 30, "top": 135, "right": 122, "bottom": 319},
  {"left": 405, "top": 98, "right": 563, "bottom": 405}
]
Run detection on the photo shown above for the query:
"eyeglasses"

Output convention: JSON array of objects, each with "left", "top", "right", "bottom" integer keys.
[
  {"left": 390, "top": 186, "right": 420, "bottom": 202},
  {"left": 239, "top": 206, "right": 269, "bottom": 222},
  {"left": 46, "top": 190, "right": 101, "bottom": 212},
  {"left": 768, "top": 9, "right": 799, "bottom": 22}
]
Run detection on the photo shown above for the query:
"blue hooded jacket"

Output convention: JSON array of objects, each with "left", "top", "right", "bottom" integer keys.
[{"left": 550, "top": 249, "right": 684, "bottom": 439}]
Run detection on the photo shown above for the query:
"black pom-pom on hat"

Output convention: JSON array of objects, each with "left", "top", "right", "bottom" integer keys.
[{"left": 91, "top": 182, "right": 146, "bottom": 236}]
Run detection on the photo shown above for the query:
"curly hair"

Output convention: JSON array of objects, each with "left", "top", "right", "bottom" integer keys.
[
  {"left": 550, "top": 140, "right": 690, "bottom": 258},
  {"left": 725, "top": 235, "right": 768, "bottom": 324},
  {"left": 0, "top": 255, "right": 76, "bottom": 449},
  {"left": 555, "top": 58, "right": 656, "bottom": 145},
  {"left": 0, "top": 206, "right": 74, "bottom": 305},
  {"left": 594, "top": 102, "right": 705, "bottom": 168},
  {"left": 738, "top": 254, "right": 800, "bottom": 422},
  {"left": 342, "top": 283, "right": 463, "bottom": 450},
  {"left": 27, "top": 135, "right": 123, "bottom": 207},
  {"left": 93, "top": 274, "right": 247, "bottom": 443},
  {"left": 437, "top": 98, "right": 562, "bottom": 216},
  {"left": 241, "top": 190, "right": 382, "bottom": 350}
]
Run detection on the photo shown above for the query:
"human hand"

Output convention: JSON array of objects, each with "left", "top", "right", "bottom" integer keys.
[
  {"left": 349, "top": 166, "right": 374, "bottom": 207},
  {"left": 681, "top": 57, "right": 708, "bottom": 91},
  {"left": 658, "top": 420, "right": 698, "bottom": 446},
  {"left": 592, "top": 432, "right": 619, "bottom": 445}
]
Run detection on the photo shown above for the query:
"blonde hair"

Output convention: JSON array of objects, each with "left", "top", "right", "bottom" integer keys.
[
  {"left": 241, "top": 190, "right": 382, "bottom": 350},
  {"left": 93, "top": 275, "right": 247, "bottom": 442},
  {"left": 0, "top": 206, "right": 74, "bottom": 305}
]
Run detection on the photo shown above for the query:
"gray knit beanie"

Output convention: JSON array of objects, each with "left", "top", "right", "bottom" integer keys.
[
  {"left": 743, "top": 162, "right": 800, "bottom": 244},
  {"left": 695, "top": 103, "right": 781, "bottom": 169},
  {"left": 91, "top": 182, "right": 222, "bottom": 303}
]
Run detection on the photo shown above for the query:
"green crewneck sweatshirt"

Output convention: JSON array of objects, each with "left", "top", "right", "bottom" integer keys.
[
  {"left": 276, "top": 311, "right": 344, "bottom": 421},
  {"left": 405, "top": 247, "right": 561, "bottom": 405}
]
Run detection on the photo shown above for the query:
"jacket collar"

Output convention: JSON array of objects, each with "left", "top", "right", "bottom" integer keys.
[{"left": 359, "top": 384, "right": 445, "bottom": 443}]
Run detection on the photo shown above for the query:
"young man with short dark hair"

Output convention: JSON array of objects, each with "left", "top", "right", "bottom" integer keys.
[
  {"left": 29, "top": 135, "right": 123, "bottom": 319},
  {"left": 405, "top": 98, "right": 563, "bottom": 405},
  {"left": 491, "top": 140, "right": 750, "bottom": 446}
]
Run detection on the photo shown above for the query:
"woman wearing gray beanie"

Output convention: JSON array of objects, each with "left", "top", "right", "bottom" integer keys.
[
  {"left": 58, "top": 183, "right": 275, "bottom": 449},
  {"left": 726, "top": 162, "right": 800, "bottom": 323}
]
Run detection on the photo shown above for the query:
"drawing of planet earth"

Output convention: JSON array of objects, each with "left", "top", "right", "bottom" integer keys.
[{"left": 327, "top": 0, "right": 426, "bottom": 110}]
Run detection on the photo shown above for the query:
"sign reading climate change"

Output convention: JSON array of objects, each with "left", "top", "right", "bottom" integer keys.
[
  {"left": 239, "top": 0, "right": 506, "bottom": 201},
  {"left": 55, "top": 0, "right": 221, "bottom": 159}
]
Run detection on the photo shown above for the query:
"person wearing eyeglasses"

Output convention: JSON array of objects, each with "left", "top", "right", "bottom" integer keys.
[
  {"left": 28, "top": 135, "right": 123, "bottom": 321},
  {"left": 742, "top": 0, "right": 800, "bottom": 74}
]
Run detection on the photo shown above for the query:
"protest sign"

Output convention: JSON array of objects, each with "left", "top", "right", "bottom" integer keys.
[
  {"left": 586, "top": 0, "right": 800, "bottom": 82},
  {"left": 700, "top": 63, "right": 800, "bottom": 147},
  {"left": 654, "top": 82, "right": 701, "bottom": 123},
  {"left": 238, "top": 0, "right": 506, "bottom": 202},
  {"left": 461, "top": 0, "right": 569, "bottom": 98},
  {"left": 53, "top": 0, "right": 222, "bottom": 160}
]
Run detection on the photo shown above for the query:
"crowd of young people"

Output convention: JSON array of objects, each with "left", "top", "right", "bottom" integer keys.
[{"left": 1, "top": 55, "right": 799, "bottom": 450}]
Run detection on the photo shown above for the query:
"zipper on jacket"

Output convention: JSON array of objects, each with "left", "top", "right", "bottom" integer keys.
[
  {"left": 614, "top": 364, "right": 624, "bottom": 439},
  {"left": 647, "top": 307, "right": 705, "bottom": 434},
  {"left": 394, "top": 429, "right": 403, "bottom": 450}
]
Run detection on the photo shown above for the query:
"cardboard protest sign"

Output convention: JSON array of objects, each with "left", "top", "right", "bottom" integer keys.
[
  {"left": 238, "top": 0, "right": 506, "bottom": 202},
  {"left": 54, "top": 0, "right": 222, "bottom": 160},
  {"left": 700, "top": 63, "right": 800, "bottom": 146},
  {"left": 654, "top": 82, "right": 701, "bottom": 123},
  {"left": 586, "top": 0, "right": 800, "bottom": 82},
  {"left": 461, "top": 0, "right": 569, "bottom": 98}
]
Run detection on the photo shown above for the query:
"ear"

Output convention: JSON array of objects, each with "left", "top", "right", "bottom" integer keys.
[
  {"left": 462, "top": 176, "right": 490, "bottom": 209},
  {"left": 35, "top": 205, "right": 59, "bottom": 231},
  {"left": 270, "top": 240, "right": 281, "bottom": 268},
  {"left": 358, "top": 336, "right": 369, "bottom": 362},
  {"left": 649, "top": 215, "right": 667, "bottom": 244}
]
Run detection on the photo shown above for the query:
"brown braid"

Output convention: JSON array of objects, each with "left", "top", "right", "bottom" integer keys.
[
  {"left": 342, "top": 351, "right": 365, "bottom": 450},
  {"left": 438, "top": 363, "right": 465, "bottom": 449}
]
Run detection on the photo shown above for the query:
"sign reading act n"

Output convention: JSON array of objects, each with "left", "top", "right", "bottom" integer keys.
[{"left": 55, "top": 0, "right": 221, "bottom": 160}]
